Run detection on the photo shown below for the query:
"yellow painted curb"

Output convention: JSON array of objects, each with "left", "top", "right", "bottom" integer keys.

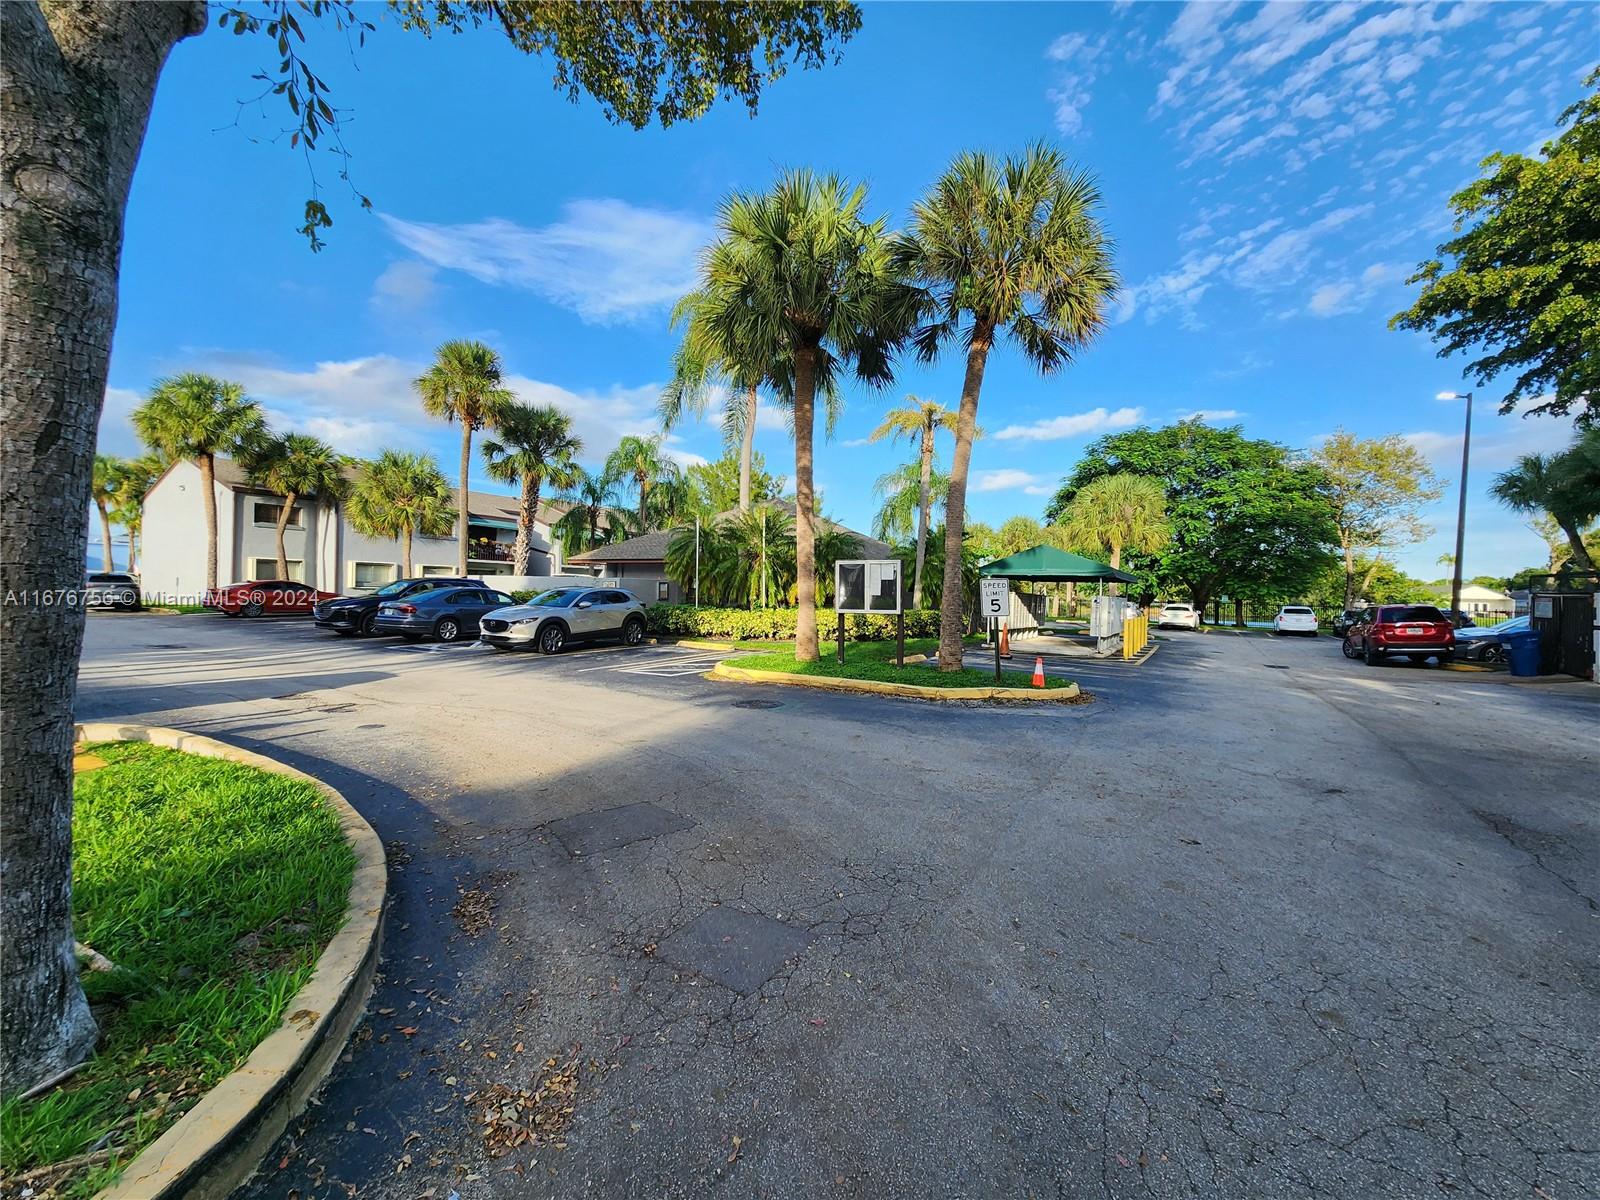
[
  {"left": 76, "top": 723, "right": 386, "bottom": 1200},
  {"left": 675, "top": 638, "right": 746, "bottom": 652},
  {"left": 707, "top": 662, "right": 1082, "bottom": 702}
]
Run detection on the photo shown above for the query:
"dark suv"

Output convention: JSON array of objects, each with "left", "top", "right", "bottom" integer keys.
[
  {"left": 1342, "top": 604, "right": 1456, "bottom": 666},
  {"left": 312, "top": 577, "right": 479, "bottom": 637}
]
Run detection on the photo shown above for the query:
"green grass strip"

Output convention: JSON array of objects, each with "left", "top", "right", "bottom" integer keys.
[{"left": 733, "top": 638, "right": 1073, "bottom": 690}]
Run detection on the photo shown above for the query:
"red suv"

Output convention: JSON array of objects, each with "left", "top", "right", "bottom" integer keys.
[
  {"left": 1342, "top": 604, "right": 1455, "bottom": 666},
  {"left": 204, "top": 579, "right": 335, "bottom": 617}
]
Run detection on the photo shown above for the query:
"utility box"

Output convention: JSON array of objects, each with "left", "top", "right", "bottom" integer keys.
[{"left": 1089, "top": 595, "right": 1126, "bottom": 638}]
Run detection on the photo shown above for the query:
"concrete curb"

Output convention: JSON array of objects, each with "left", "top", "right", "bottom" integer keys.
[
  {"left": 675, "top": 638, "right": 749, "bottom": 652},
  {"left": 75, "top": 723, "right": 386, "bottom": 1200},
  {"left": 706, "top": 662, "right": 1083, "bottom": 702}
]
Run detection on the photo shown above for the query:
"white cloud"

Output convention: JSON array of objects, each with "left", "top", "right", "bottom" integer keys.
[
  {"left": 993, "top": 406, "right": 1143, "bottom": 442},
  {"left": 1305, "top": 261, "right": 1407, "bottom": 318},
  {"left": 1308, "top": 281, "right": 1357, "bottom": 317},
  {"left": 1177, "top": 408, "right": 1243, "bottom": 422},
  {"left": 379, "top": 199, "right": 711, "bottom": 323},
  {"left": 1044, "top": 31, "right": 1108, "bottom": 136},
  {"left": 95, "top": 387, "right": 146, "bottom": 458},
  {"left": 369, "top": 260, "right": 438, "bottom": 316},
  {"left": 972, "top": 468, "right": 1047, "bottom": 494}
]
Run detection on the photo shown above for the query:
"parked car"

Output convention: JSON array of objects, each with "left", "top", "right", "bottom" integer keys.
[
  {"left": 1330, "top": 609, "right": 1365, "bottom": 638},
  {"left": 1455, "top": 614, "right": 1530, "bottom": 662},
  {"left": 1156, "top": 602, "right": 1201, "bottom": 630},
  {"left": 312, "top": 577, "right": 479, "bottom": 637},
  {"left": 1342, "top": 604, "right": 1456, "bottom": 665},
  {"left": 479, "top": 586, "right": 648, "bottom": 654},
  {"left": 205, "top": 579, "right": 334, "bottom": 616},
  {"left": 1440, "top": 609, "right": 1478, "bottom": 630},
  {"left": 1272, "top": 605, "right": 1319, "bottom": 636},
  {"left": 84, "top": 571, "right": 141, "bottom": 611},
  {"left": 372, "top": 585, "right": 518, "bottom": 643}
]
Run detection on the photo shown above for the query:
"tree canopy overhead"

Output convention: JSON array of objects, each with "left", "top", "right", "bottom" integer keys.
[{"left": 1391, "top": 68, "right": 1599, "bottom": 427}]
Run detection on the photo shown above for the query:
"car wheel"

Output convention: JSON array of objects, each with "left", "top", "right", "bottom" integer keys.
[
  {"left": 1364, "top": 641, "right": 1383, "bottom": 666},
  {"left": 359, "top": 611, "right": 379, "bottom": 637},
  {"left": 435, "top": 618, "right": 461, "bottom": 643},
  {"left": 621, "top": 616, "right": 646, "bottom": 646},
  {"left": 1481, "top": 644, "right": 1504, "bottom": 664},
  {"left": 1341, "top": 636, "right": 1360, "bottom": 659},
  {"left": 538, "top": 623, "right": 566, "bottom": 654},
  {"left": 242, "top": 600, "right": 264, "bottom": 618}
]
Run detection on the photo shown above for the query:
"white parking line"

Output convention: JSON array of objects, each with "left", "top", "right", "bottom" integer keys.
[{"left": 575, "top": 650, "right": 734, "bottom": 677}]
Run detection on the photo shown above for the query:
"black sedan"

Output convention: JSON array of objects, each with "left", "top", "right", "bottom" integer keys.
[
  {"left": 312, "top": 577, "right": 479, "bottom": 637},
  {"left": 372, "top": 585, "right": 518, "bottom": 643}
]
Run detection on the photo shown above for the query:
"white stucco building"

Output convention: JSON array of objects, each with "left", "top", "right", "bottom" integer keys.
[{"left": 138, "top": 456, "right": 579, "bottom": 601}]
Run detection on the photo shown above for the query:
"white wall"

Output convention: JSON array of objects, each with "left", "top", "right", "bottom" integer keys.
[{"left": 139, "top": 460, "right": 236, "bottom": 602}]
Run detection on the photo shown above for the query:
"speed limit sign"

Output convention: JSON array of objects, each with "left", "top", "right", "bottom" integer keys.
[{"left": 980, "top": 578, "right": 1009, "bottom": 620}]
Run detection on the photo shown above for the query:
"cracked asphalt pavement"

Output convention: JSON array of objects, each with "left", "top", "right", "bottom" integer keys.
[{"left": 76, "top": 615, "right": 1599, "bottom": 1198}]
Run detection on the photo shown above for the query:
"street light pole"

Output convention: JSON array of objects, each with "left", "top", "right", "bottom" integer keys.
[{"left": 1437, "top": 391, "right": 1474, "bottom": 625}]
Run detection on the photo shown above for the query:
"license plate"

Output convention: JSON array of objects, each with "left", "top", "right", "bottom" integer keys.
[{"left": 1402, "top": 625, "right": 1423, "bottom": 634}]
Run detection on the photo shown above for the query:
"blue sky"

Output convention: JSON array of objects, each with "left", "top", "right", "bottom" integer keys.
[{"left": 98, "top": 1, "right": 1597, "bottom": 579}]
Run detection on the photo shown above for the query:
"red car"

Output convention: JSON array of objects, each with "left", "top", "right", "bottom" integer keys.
[
  {"left": 1342, "top": 604, "right": 1456, "bottom": 666},
  {"left": 204, "top": 579, "right": 336, "bottom": 617}
]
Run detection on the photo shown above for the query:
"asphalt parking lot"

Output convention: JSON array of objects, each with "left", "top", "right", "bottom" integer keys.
[{"left": 76, "top": 613, "right": 1599, "bottom": 1199}]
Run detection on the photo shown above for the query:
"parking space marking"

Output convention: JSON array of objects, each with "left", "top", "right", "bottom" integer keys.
[{"left": 574, "top": 649, "right": 741, "bottom": 677}]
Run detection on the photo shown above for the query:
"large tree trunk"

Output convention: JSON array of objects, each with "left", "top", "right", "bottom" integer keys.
[
  {"left": 199, "top": 452, "right": 218, "bottom": 589},
  {"left": 512, "top": 473, "right": 542, "bottom": 577},
  {"left": 456, "top": 427, "right": 472, "bottom": 576},
  {"left": 1558, "top": 518, "right": 1594, "bottom": 572},
  {"left": 792, "top": 346, "right": 820, "bottom": 661},
  {"left": 937, "top": 323, "right": 993, "bottom": 670},
  {"left": 913, "top": 424, "right": 932, "bottom": 609},
  {"left": 275, "top": 489, "right": 297, "bottom": 581},
  {"left": 401, "top": 527, "right": 413, "bottom": 577},
  {"left": 1, "top": 0, "right": 206, "bottom": 1098},
  {"left": 95, "top": 500, "right": 114, "bottom": 571},
  {"left": 739, "top": 385, "right": 756, "bottom": 512},
  {"left": 1341, "top": 537, "right": 1357, "bottom": 610},
  {"left": 1109, "top": 541, "right": 1122, "bottom": 597}
]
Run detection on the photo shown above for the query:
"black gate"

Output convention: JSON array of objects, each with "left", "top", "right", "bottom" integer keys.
[{"left": 1529, "top": 591, "right": 1596, "bottom": 679}]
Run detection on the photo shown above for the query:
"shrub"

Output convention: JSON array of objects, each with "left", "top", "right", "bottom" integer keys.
[{"left": 644, "top": 604, "right": 940, "bottom": 642}]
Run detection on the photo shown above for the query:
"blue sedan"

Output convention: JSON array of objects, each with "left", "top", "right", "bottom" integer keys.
[
  {"left": 373, "top": 585, "right": 517, "bottom": 643},
  {"left": 1454, "top": 615, "right": 1528, "bottom": 662}
]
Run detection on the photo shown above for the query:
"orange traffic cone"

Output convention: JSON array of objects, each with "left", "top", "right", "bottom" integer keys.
[
  {"left": 999, "top": 622, "right": 1012, "bottom": 659},
  {"left": 1032, "top": 656, "right": 1045, "bottom": 688}
]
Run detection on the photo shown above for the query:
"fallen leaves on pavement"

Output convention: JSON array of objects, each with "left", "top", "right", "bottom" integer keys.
[{"left": 466, "top": 1057, "right": 579, "bottom": 1158}]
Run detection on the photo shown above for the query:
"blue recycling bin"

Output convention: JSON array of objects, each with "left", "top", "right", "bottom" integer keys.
[{"left": 1503, "top": 630, "right": 1541, "bottom": 677}]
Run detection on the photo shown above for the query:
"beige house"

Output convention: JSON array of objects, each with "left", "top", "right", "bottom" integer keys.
[
  {"left": 138, "top": 456, "right": 574, "bottom": 600},
  {"left": 1456, "top": 583, "right": 1515, "bottom": 621}
]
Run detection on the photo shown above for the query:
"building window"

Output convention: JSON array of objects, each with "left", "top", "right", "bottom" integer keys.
[
  {"left": 352, "top": 561, "right": 396, "bottom": 590},
  {"left": 252, "top": 557, "right": 304, "bottom": 582},
  {"left": 418, "top": 565, "right": 456, "bottom": 577},
  {"left": 657, "top": 581, "right": 669, "bottom": 602},
  {"left": 253, "top": 501, "right": 303, "bottom": 528}
]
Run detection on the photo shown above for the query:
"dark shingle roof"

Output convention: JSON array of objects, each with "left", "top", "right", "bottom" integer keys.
[{"left": 568, "top": 504, "right": 891, "bottom": 564}]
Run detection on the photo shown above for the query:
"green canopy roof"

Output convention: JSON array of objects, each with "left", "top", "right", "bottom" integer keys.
[{"left": 977, "top": 544, "right": 1137, "bottom": 583}]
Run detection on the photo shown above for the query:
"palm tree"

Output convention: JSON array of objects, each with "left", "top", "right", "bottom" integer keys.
[
  {"left": 868, "top": 396, "right": 963, "bottom": 608},
  {"left": 899, "top": 146, "right": 1118, "bottom": 669},
  {"left": 1058, "top": 473, "right": 1170, "bottom": 593},
  {"left": 696, "top": 170, "right": 923, "bottom": 660},
  {"left": 554, "top": 468, "right": 621, "bottom": 557},
  {"left": 873, "top": 460, "right": 949, "bottom": 544},
  {"left": 110, "top": 453, "right": 166, "bottom": 574},
  {"left": 812, "top": 523, "right": 864, "bottom": 606},
  {"left": 482, "top": 403, "right": 582, "bottom": 576},
  {"left": 131, "top": 374, "right": 266, "bottom": 589},
  {"left": 667, "top": 504, "right": 796, "bottom": 608},
  {"left": 346, "top": 451, "right": 456, "bottom": 577},
  {"left": 89, "top": 455, "right": 128, "bottom": 572},
  {"left": 1491, "top": 439, "right": 1597, "bottom": 572},
  {"left": 606, "top": 434, "right": 677, "bottom": 528},
  {"left": 415, "top": 340, "right": 516, "bottom": 574},
  {"left": 242, "top": 433, "right": 351, "bottom": 583}
]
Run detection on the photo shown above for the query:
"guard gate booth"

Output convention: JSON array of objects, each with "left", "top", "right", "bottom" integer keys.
[{"left": 1529, "top": 591, "right": 1597, "bottom": 680}]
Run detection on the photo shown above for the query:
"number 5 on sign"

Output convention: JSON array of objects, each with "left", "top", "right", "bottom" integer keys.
[{"left": 980, "top": 578, "right": 1009, "bottom": 620}]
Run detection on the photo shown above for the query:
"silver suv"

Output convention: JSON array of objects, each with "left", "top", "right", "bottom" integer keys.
[
  {"left": 479, "top": 586, "right": 648, "bottom": 653},
  {"left": 85, "top": 572, "right": 141, "bottom": 611}
]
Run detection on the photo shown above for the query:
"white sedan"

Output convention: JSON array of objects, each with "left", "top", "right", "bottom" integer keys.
[
  {"left": 1273, "top": 605, "right": 1319, "bottom": 636},
  {"left": 1156, "top": 602, "right": 1201, "bottom": 630}
]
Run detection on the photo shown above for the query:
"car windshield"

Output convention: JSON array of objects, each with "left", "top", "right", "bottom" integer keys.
[
  {"left": 373, "top": 581, "right": 412, "bottom": 598},
  {"left": 1379, "top": 606, "right": 1446, "bottom": 623},
  {"left": 525, "top": 588, "right": 582, "bottom": 608}
]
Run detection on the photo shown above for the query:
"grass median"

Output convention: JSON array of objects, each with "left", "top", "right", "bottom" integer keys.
[
  {"left": 732, "top": 637, "right": 1074, "bottom": 690},
  {"left": 0, "top": 742, "right": 355, "bottom": 1199}
]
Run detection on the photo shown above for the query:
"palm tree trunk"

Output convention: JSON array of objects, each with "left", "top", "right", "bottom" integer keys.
[
  {"left": 792, "top": 347, "right": 820, "bottom": 661},
  {"left": 0, "top": 0, "right": 205, "bottom": 1097},
  {"left": 937, "top": 323, "right": 994, "bottom": 670},
  {"left": 739, "top": 385, "right": 757, "bottom": 512},
  {"left": 96, "top": 500, "right": 114, "bottom": 572},
  {"left": 456, "top": 427, "right": 472, "bottom": 576},
  {"left": 401, "top": 527, "right": 413, "bottom": 577},
  {"left": 513, "top": 473, "right": 541, "bottom": 577},
  {"left": 275, "top": 490, "right": 297, "bottom": 581},
  {"left": 637, "top": 472, "right": 649, "bottom": 528},
  {"left": 1557, "top": 519, "right": 1594, "bottom": 572},
  {"left": 1109, "top": 541, "right": 1122, "bottom": 597},
  {"left": 199, "top": 453, "right": 219, "bottom": 590},
  {"left": 914, "top": 424, "right": 932, "bottom": 609},
  {"left": 1341, "top": 538, "right": 1357, "bottom": 610}
]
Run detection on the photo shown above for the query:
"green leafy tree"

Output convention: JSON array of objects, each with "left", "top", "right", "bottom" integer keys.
[
  {"left": 1, "top": 0, "right": 863, "bottom": 1096},
  {"left": 109, "top": 453, "right": 167, "bottom": 575},
  {"left": 868, "top": 397, "right": 962, "bottom": 607},
  {"left": 89, "top": 455, "right": 129, "bottom": 573},
  {"left": 554, "top": 468, "right": 623, "bottom": 557},
  {"left": 1056, "top": 473, "right": 1170, "bottom": 588},
  {"left": 346, "top": 450, "right": 456, "bottom": 577},
  {"left": 686, "top": 449, "right": 783, "bottom": 519},
  {"left": 1304, "top": 555, "right": 1429, "bottom": 612},
  {"left": 1489, "top": 430, "right": 1599, "bottom": 571},
  {"left": 1048, "top": 423, "right": 1337, "bottom": 614},
  {"left": 811, "top": 524, "right": 865, "bottom": 606},
  {"left": 242, "top": 433, "right": 352, "bottom": 583},
  {"left": 1307, "top": 431, "right": 1443, "bottom": 609},
  {"left": 891, "top": 522, "right": 984, "bottom": 623},
  {"left": 1391, "top": 69, "right": 1599, "bottom": 426},
  {"left": 899, "top": 145, "right": 1119, "bottom": 669},
  {"left": 993, "top": 515, "right": 1048, "bottom": 557},
  {"left": 694, "top": 170, "right": 922, "bottom": 660},
  {"left": 131, "top": 374, "right": 266, "bottom": 591},
  {"left": 415, "top": 340, "right": 516, "bottom": 575},
  {"left": 482, "top": 403, "right": 582, "bottom": 576}
]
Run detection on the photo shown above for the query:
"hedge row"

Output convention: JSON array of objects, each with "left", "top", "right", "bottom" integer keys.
[{"left": 644, "top": 604, "right": 941, "bottom": 642}]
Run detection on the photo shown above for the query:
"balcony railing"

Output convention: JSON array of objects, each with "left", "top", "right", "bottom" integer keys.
[{"left": 467, "top": 539, "right": 513, "bottom": 562}]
